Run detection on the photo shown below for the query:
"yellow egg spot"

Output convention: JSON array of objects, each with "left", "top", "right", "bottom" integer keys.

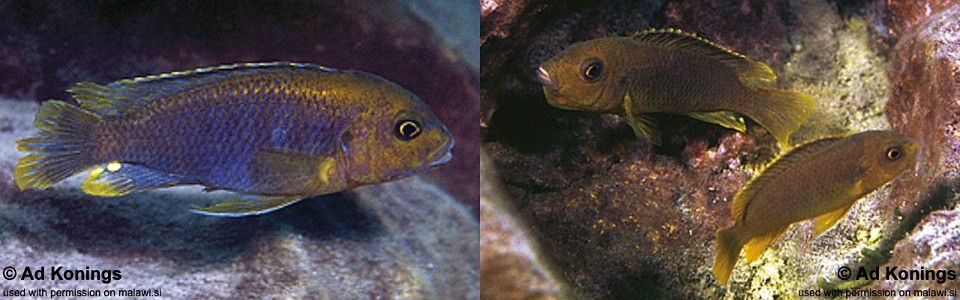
[
  {"left": 106, "top": 162, "right": 122, "bottom": 172},
  {"left": 90, "top": 167, "right": 105, "bottom": 178}
]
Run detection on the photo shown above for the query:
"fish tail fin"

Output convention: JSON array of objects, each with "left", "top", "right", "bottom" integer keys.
[
  {"left": 713, "top": 226, "right": 744, "bottom": 283},
  {"left": 15, "top": 100, "right": 102, "bottom": 190},
  {"left": 745, "top": 88, "right": 816, "bottom": 148}
]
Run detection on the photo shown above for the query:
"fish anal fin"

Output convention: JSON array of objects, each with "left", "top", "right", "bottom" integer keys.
[
  {"left": 632, "top": 28, "right": 776, "bottom": 89},
  {"left": 81, "top": 163, "right": 184, "bottom": 197},
  {"left": 812, "top": 202, "right": 856, "bottom": 238},
  {"left": 252, "top": 148, "right": 339, "bottom": 195},
  {"left": 744, "top": 227, "right": 788, "bottom": 263},
  {"left": 687, "top": 111, "right": 747, "bottom": 132},
  {"left": 190, "top": 196, "right": 304, "bottom": 217}
]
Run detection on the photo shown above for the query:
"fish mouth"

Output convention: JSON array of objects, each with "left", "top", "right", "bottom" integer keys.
[
  {"left": 428, "top": 136, "right": 455, "bottom": 167},
  {"left": 536, "top": 66, "right": 559, "bottom": 91}
]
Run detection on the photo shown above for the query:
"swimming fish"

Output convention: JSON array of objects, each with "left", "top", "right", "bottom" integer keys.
[
  {"left": 536, "top": 28, "right": 816, "bottom": 147},
  {"left": 712, "top": 130, "right": 918, "bottom": 283},
  {"left": 15, "top": 62, "right": 454, "bottom": 216}
]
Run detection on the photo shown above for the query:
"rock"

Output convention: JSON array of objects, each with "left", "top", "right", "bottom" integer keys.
[
  {"left": 480, "top": 151, "right": 563, "bottom": 300},
  {"left": 873, "top": 1, "right": 960, "bottom": 292}
]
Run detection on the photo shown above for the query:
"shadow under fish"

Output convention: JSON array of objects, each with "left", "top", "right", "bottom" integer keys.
[{"left": 14, "top": 62, "right": 455, "bottom": 217}]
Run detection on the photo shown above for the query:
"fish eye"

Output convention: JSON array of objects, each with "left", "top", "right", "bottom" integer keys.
[
  {"left": 886, "top": 147, "right": 902, "bottom": 161},
  {"left": 395, "top": 119, "right": 422, "bottom": 141},
  {"left": 580, "top": 59, "right": 603, "bottom": 82}
]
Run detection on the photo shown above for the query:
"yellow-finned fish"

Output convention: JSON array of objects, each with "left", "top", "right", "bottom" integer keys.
[
  {"left": 712, "top": 130, "right": 918, "bottom": 283},
  {"left": 15, "top": 62, "right": 454, "bottom": 216},
  {"left": 536, "top": 28, "right": 816, "bottom": 147}
]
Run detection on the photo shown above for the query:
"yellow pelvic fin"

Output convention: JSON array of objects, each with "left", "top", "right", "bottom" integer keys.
[
  {"left": 713, "top": 226, "right": 745, "bottom": 283},
  {"left": 687, "top": 111, "right": 747, "bottom": 132},
  {"left": 744, "top": 226, "right": 788, "bottom": 262},
  {"left": 190, "top": 196, "right": 304, "bottom": 217},
  {"left": 623, "top": 94, "right": 661, "bottom": 144},
  {"left": 812, "top": 202, "right": 856, "bottom": 238}
]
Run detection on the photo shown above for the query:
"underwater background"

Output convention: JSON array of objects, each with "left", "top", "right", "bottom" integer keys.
[
  {"left": 482, "top": 0, "right": 960, "bottom": 299},
  {"left": 0, "top": 0, "right": 478, "bottom": 298}
]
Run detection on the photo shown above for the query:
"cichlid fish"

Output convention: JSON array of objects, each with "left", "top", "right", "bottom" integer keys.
[
  {"left": 15, "top": 62, "right": 454, "bottom": 216},
  {"left": 536, "top": 28, "right": 816, "bottom": 147},
  {"left": 712, "top": 130, "right": 918, "bottom": 283}
]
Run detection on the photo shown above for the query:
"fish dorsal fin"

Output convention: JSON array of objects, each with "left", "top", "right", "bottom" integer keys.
[
  {"left": 732, "top": 135, "right": 847, "bottom": 221},
  {"left": 68, "top": 62, "right": 336, "bottom": 116},
  {"left": 632, "top": 28, "right": 776, "bottom": 89}
]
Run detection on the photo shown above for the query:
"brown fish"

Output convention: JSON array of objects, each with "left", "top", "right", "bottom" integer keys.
[
  {"left": 537, "top": 29, "right": 816, "bottom": 147},
  {"left": 712, "top": 130, "right": 918, "bottom": 283}
]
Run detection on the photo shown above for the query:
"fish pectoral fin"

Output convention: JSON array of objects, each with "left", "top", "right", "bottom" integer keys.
[
  {"left": 81, "top": 163, "right": 184, "bottom": 197},
  {"left": 812, "top": 202, "right": 856, "bottom": 238},
  {"left": 687, "top": 111, "right": 747, "bottom": 132},
  {"left": 252, "top": 148, "right": 336, "bottom": 194},
  {"left": 743, "top": 227, "right": 788, "bottom": 262},
  {"left": 190, "top": 195, "right": 305, "bottom": 217}
]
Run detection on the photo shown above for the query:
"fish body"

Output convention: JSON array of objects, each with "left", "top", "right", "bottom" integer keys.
[
  {"left": 15, "top": 62, "right": 454, "bottom": 216},
  {"left": 712, "top": 130, "right": 918, "bottom": 283},
  {"left": 536, "top": 29, "right": 816, "bottom": 146}
]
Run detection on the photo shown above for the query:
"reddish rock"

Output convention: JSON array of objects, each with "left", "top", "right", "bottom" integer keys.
[{"left": 885, "top": 3, "right": 960, "bottom": 218}]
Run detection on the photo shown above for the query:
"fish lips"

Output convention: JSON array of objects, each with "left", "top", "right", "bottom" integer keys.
[
  {"left": 536, "top": 65, "right": 574, "bottom": 107},
  {"left": 537, "top": 65, "right": 559, "bottom": 91},
  {"left": 428, "top": 136, "right": 455, "bottom": 167}
]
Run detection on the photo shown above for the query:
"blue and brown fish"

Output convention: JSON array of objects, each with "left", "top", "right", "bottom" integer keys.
[
  {"left": 536, "top": 29, "right": 816, "bottom": 147},
  {"left": 14, "top": 62, "right": 454, "bottom": 216},
  {"left": 712, "top": 130, "right": 918, "bottom": 283}
]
